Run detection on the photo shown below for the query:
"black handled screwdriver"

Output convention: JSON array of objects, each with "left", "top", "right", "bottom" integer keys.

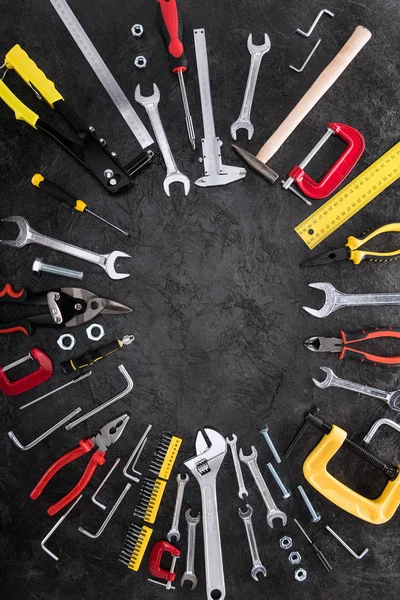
[
  {"left": 31, "top": 174, "right": 129, "bottom": 237},
  {"left": 293, "top": 518, "right": 333, "bottom": 573},
  {"left": 61, "top": 335, "right": 135, "bottom": 375}
]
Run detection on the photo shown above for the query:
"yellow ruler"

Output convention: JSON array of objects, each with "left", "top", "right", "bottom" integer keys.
[{"left": 295, "top": 141, "right": 400, "bottom": 249}]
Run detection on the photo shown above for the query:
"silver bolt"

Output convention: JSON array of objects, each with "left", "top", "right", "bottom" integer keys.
[
  {"left": 104, "top": 169, "right": 114, "bottom": 179},
  {"left": 259, "top": 425, "right": 281, "bottom": 463},
  {"left": 297, "top": 485, "right": 321, "bottom": 522},
  {"left": 267, "top": 463, "right": 291, "bottom": 498},
  {"left": 109, "top": 178, "right": 117, "bottom": 186},
  {"left": 32, "top": 258, "right": 84, "bottom": 281}
]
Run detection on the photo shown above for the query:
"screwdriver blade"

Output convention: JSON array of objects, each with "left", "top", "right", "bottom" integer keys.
[
  {"left": 177, "top": 70, "right": 196, "bottom": 150},
  {"left": 85, "top": 208, "right": 129, "bottom": 237}
]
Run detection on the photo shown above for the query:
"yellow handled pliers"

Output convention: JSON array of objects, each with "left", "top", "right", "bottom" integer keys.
[{"left": 301, "top": 223, "right": 400, "bottom": 267}]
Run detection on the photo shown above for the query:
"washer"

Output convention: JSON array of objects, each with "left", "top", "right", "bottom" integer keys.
[
  {"left": 86, "top": 323, "right": 105, "bottom": 341},
  {"left": 57, "top": 333, "right": 76, "bottom": 351}
]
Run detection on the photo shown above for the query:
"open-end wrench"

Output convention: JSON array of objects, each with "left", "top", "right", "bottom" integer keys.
[
  {"left": 239, "top": 446, "right": 287, "bottom": 528},
  {"left": 238, "top": 504, "right": 267, "bottom": 581},
  {"left": 135, "top": 84, "right": 190, "bottom": 197},
  {"left": 0, "top": 216, "right": 130, "bottom": 280},
  {"left": 303, "top": 282, "right": 400, "bottom": 318},
  {"left": 313, "top": 366, "right": 400, "bottom": 411},
  {"left": 226, "top": 434, "right": 248, "bottom": 499},
  {"left": 167, "top": 473, "right": 189, "bottom": 542},
  {"left": 184, "top": 428, "right": 227, "bottom": 600},
  {"left": 231, "top": 34, "right": 271, "bottom": 140},
  {"left": 181, "top": 508, "right": 201, "bottom": 590}
]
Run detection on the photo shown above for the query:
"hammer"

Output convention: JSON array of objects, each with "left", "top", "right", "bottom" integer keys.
[{"left": 232, "top": 26, "right": 372, "bottom": 183}]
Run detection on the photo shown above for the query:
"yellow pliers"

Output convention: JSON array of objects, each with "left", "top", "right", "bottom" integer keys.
[{"left": 301, "top": 223, "right": 400, "bottom": 266}]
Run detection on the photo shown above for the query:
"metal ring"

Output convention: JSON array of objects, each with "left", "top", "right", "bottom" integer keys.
[
  {"left": 134, "top": 55, "right": 147, "bottom": 69},
  {"left": 86, "top": 323, "right": 105, "bottom": 341},
  {"left": 131, "top": 24, "right": 144, "bottom": 38},
  {"left": 57, "top": 333, "right": 76, "bottom": 351}
]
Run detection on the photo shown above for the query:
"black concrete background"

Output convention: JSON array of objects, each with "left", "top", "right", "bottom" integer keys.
[{"left": 1, "top": 0, "right": 400, "bottom": 598}]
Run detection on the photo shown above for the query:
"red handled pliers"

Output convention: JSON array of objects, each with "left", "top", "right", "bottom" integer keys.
[
  {"left": 304, "top": 327, "right": 400, "bottom": 367},
  {"left": 30, "top": 413, "right": 130, "bottom": 516}
]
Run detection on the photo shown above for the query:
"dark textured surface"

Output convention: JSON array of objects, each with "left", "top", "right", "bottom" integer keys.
[{"left": 1, "top": 0, "right": 400, "bottom": 598}]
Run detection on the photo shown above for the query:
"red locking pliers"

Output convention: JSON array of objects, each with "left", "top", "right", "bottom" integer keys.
[{"left": 30, "top": 413, "right": 130, "bottom": 516}]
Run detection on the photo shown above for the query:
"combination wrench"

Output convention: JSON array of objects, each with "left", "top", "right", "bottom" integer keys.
[
  {"left": 231, "top": 34, "right": 271, "bottom": 140},
  {"left": 303, "top": 282, "right": 400, "bottom": 318},
  {"left": 239, "top": 446, "right": 287, "bottom": 528},
  {"left": 226, "top": 434, "right": 248, "bottom": 499},
  {"left": 313, "top": 366, "right": 400, "bottom": 411},
  {"left": 0, "top": 216, "right": 130, "bottom": 279},
  {"left": 181, "top": 509, "right": 201, "bottom": 590},
  {"left": 135, "top": 84, "right": 190, "bottom": 197},
  {"left": 167, "top": 473, "right": 189, "bottom": 542},
  {"left": 238, "top": 504, "right": 266, "bottom": 581}
]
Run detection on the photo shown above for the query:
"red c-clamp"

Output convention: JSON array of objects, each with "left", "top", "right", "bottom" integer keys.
[
  {"left": 284, "top": 123, "right": 365, "bottom": 199},
  {"left": 0, "top": 348, "right": 53, "bottom": 395},
  {"left": 148, "top": 540, "right": 180, "bottom": 589}
]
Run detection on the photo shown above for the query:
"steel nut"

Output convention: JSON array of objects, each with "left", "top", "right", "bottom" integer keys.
[
  {"left": 57, "top": 333, "right": 76, "bottom": 351},
  {"left": 280, "top": 536, "right": 292, "bottom": 550},
  {"left": 131, "top": 24, "right": 144, "bottom": 38},
  {"left": 86, "top": 323, "right": 105, "bottom": 341},
  {"left": 289, "top": 551, "right": 301, "bottom": 565},
  {"left": 295, "top": 567, "right": 307, "bottom": 582},
  {"left": 134, "top": 55, "right": 147, "bottom": 69}
]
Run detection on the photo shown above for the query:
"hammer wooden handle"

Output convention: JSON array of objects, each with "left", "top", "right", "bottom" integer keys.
[{"left": 256, "top": 26, "right": 372, "bottom": 164}]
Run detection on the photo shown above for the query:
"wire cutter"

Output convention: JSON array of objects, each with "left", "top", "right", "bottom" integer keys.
[
  {"left": 300, "top": 223, "right": 400, "bottom": 267},
  {"left": 0, "top": 283, "right": 131, "bottom": 335},
  {"left": 31, "top": 413, "right": 130, "bottom": 516},
  {"left": 305, "top": 327, "right": 400, "bottom": 366}
]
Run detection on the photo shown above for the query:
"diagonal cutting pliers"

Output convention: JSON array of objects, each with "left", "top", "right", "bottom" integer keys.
[
  {"left": 0, "top": 283, "right": 131, "bottom": 335},
  {"left": 305, "top": 327, "right": 400, "bottom": 366},
  {"left": 30, "top": 413, "right": 130, "bottom": 515},
  {"left": 300, "top": 223, "right": 400, "bottom": 267}
]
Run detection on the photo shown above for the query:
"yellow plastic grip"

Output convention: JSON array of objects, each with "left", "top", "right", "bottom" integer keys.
[
  {"left": 74, "top": 200, "right": 87, "bottom": 212},
  {"left": 31, "top": 173, "right": 44, "bottom": 187},
  {"left": 0, "top": 80, "right": 38, "bottom": 128},
  {"left": 5, "top": 44, "right": 63, "bottom": 108},
  {"left": 346, "top": 223, "right": 400, "bottom": 264}
]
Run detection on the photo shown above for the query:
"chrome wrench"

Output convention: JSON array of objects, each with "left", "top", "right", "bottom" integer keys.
[
  {"left": 303, "top": 282, "right": 400, "bottom": 318},
  {"left": 239, "top": 446, "right": 287, "bottom": 528},
  {"left": 0, "top": 216, "right": 130, "bottom": 280},
  {"left": 238, "top": 504, "right": 266, "bottom": 581},
  {"left": 184, "top": 428, "right": 227, "bottom": 600},
  {"left": 231, "top": 34, "right": 271, "bottom": 140},
  {"left": 167, "top": 473, "right": 189, "bottom": 542},
  {"left": 313, "top": 366, "right": 400, "bottom": 411},
  {"left": 226, "top": 434, "right": 248, "bottom": 499},
  {"left": 135, "top": 84, "right": 190, "bottom": 197},
  {"left": 181, "top": 508, "right": 201, "bottom": 590}
]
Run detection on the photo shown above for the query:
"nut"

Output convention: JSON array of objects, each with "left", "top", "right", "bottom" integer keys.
[
  {"left": 131, "top": 24, "right": 144, "bottom": 38},
  {"left": 295, "top": 568, "right": 307, "bottom": 582},
  {"left": 289, "top": 551, "right": 301, "bottom": 565},
  {"left": 57, "top": 333, "right": 76, "bottom": 351},
  {"left": 86, "top": 323, "right": 105, "bottom": 341},
  {"left": 280, "top": 536, "right": 292, "bottom": 550},
  {"left": 134, "top": 55, "right": 147, "bottom": 69}
]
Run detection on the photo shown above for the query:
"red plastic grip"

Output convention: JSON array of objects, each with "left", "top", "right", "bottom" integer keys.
[
  {"left": 0, "top": 348, "right": 53, "bottom": 396},
  {"left": 149, "top": 540, "right": 180, "bottom": 582},
  {"left": 158, "top": 0, "right": 184, "bottom": 58},
  {"left": 288, "top": 123, "right": 365, "bottom": 199},
  {"left": 339, "top": 328, "right": 400, "bottom": 366},
  {"left": 0, "top": 284, "right": 26, "bottom": 300}
]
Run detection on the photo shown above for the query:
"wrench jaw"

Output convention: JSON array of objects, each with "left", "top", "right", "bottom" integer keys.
[
  {"left": 247, "top": 33, "right": 271, "bottom": 54},
  {"left": 0, "top": 216, "right": 30, "bottom": 248},
  {"left": 104, "top": 251, "right": 131, "bottom": 280},
  {"left": 266, "top": 509, "right": 287, "bottom": 529},
  {"left": 163, "top": 173, "right": 191, "bottom": 197},
  {"left": 251, "top": 564, "right": 267, "bottom": 581},
  {"left": 312, "top": 366, "right": 335, "bottom": 388},
  {"left": 302, "top": 282, "right": 337, "bottom": 318},
  {"left": 181, "top": 572, "right": 198, "bottom": 590},
  {"left": 134, "top": 83, "right": 160, "bottom": 105},
  {"left": 185, "top": 429, "right": 227, "bottom": 484},
  {"left": 230, "top": 120, "right": 255, "bottom": 141}
]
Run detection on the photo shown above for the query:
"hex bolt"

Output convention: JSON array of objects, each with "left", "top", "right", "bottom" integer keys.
[
  {"left": 297, "top": 485, "right": 321, "bottom": 522},
  {"left": 267, "top": 463, "right": 291, "bottom": 498},
  {"left": 259, "top": 425, "right": 281, "bottom": 463},
  {"left": 32, "top": 258, "right": 83, "bottom": 280}
]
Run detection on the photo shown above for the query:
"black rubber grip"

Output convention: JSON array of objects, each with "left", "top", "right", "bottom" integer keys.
[
  {"left": 35, "top": 177, "right": 78, "bottom": 209},
  {"left": 61, "top": 339, "right": 122, "bottom": 375}
]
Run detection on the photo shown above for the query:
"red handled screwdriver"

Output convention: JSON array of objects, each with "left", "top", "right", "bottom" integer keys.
[{"left": 157, "top": 0, "right": 196, "bottom": 150}]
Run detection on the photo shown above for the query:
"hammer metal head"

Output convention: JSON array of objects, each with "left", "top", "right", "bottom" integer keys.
[{"left": 231, "top": 144, "right": 279, "bottom": 184}]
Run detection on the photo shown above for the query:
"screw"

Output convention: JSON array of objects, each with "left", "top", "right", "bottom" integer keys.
[
  {"left": 297, "top": 485, "right": 321, "bottom": 522},
  {"left": 267, "top": 463, "right": 291, "bottom": 498},
  {"left": 104, "top": 169, "right": 114, "bottom": 179},
  {"left": 259, "top": 425, "right": 281, "bottom": 463},
  {"left": 33, "top": 258, "right": 84, "bottom": 280}
]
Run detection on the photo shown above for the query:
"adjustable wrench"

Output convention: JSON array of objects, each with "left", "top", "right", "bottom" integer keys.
[
  {"left": 226, "top": 434, "right": 248, "bottom": 499},
  {"left": 230, "top": 34, "right": 271, "bottom": 140},
  {"left": 303, "top": 282, "right": 400, "bottom": 318},
  {"left": 238, "top": 504, "right": 266, "bottom": 581},
  {"left": 181, "top": 509, "right": 201, "bottom": 590},
  {"left": 135, "top": 84, "right": 190, "bottom": 197},
  {"left": 313, "top": 366, "right": 400, "bottom": 411},
  {"left": 239, "top": 446, "right": 287, "bottom": 528},
  {"left": 184, "top": 428, "right": 227, "bottom": 600},
  {"left": 0, "top": 216, "right": 130, "bottom": 280},
  {"left": 167, "top": 473, "right": 189, "bottom": 542}
]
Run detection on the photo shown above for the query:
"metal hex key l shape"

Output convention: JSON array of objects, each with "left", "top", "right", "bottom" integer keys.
[
  {"left": 0, "top": 216, "right": 130, "bottom": 280},
  {"left": 303, "top": 282, "right": 400, "bottom": 318}
]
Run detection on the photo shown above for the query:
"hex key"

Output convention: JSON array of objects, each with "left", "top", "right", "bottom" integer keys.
[
  {"left": 8, "top": 407, "right": 82, "bottom": 450},
  {"left": 91, "top": 457, "right": 121, "bottom": 510},
  {"left": 123, "top": 424, "right": 152, "bottom": 482},
  {"left": 79, "top": 482, "right": 131, "bottom": 538},
  {"left": 41, "top": 495, "right": 82, "bottom": 560}
]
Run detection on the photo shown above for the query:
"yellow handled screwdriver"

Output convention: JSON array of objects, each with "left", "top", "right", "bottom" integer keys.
[{"left": 31, "top": 174, "right": 129, "bottom": 237}]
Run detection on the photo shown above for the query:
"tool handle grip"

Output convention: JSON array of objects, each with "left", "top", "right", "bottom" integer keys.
[
  {"left": 312, "top": 543, "right": 332, "bottom": 573},
  {"left": 341, "top": 327, "right": 400, "bottom": 344},
  {"left": 30, "top": 438, "right": 95, "bottom": 501},
  {"left": 5, "top": 44, "right": 63, "bottom": 108},
  {"left": 61, "top": 339, "right": 122, "bottom": 375},
  {"left": 47, "top": 449, "right": 106, "bottom": 516},
  {"left": 158, "top": 0, "right": 187, "bottom": 72},
  {"left": 0, "top": 80, "right": 38, "bottom": 128},
  {"left": 32, "top": 174, "right": 86, "bottom": 211},
  {"left": 347, "top": 223, "right": 400, "bottom": 264},
  {"left": 0, "top": 319, "right": 32, "bottom": 336},
  {"left": 0, "top": 284, "right": 27, "bottom": 302},
  {"left": 340, "top": 328, "right": 400, "bottom": 366}
]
